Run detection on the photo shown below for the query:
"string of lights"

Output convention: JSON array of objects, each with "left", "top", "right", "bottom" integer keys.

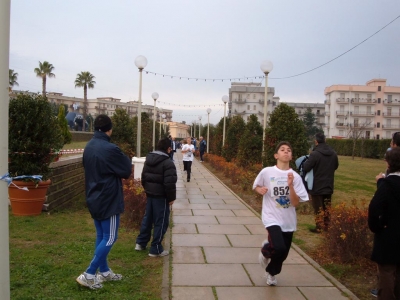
[{"left": 157, "top": 101, "right": 223, "bottom": 108}]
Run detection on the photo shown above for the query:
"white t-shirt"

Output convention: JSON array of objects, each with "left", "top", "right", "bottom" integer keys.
[
  {"left": 182, "top": 144, "right": 195, "bottom": 161},
  {"left": 252, "top": 166, "right": 309, "bottom": 232}
]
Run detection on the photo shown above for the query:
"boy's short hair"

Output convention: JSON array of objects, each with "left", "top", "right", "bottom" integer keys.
[
  {"left": 274, "top": 141, "right": 292, "bottom": 153},
  {"left": 392, "top": 131, "right": 400, "bottom": 147},
  {"left": 156, "top": 137, "right": 171, "bottom": 153},
  {"left": 315, "top": 133, "right": 326, "bottom": 144},
  {"left": 386, "top": 147, "right": 400, "bottom": 173}
]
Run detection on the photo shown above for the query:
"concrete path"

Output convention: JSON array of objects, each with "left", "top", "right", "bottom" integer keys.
[{"left": 167, "top": 150, "right": 358, "bottom": 300}]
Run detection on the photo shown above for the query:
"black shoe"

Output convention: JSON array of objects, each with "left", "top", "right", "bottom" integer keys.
[
  {"left": 187, "top": 179, "right": 190, "bottom": 182},
  {"left": 370, "top": 289, "right": 378, "bottom": 297}
]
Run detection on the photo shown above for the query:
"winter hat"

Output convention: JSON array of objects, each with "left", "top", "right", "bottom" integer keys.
[{"left": 94, "top": 114, "right": 112, "bottom": 132}]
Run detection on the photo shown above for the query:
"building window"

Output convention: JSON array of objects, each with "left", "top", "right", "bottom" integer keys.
[
  {"left": 253, "top": 105, "right": 256, "bottom": 110},
  {"left": 367, "top": 94, "right": 372, "bottom": 102},
  {"left": 340, "top": 93, "right": 345, "bottom": 99},
  {"left": 378, "top": 86, "right": 381, "bottom": 91},
  {"left": 247, "top": 105, "right": 250, "bottom": 110},
  {"left": 388, "top": 95, "right": 393, "bottom": 103},
  {"left": 355, "top": 93, "right": 359, "bottom": 99},
  {"left": 377, "top": 122, "right": 380, "bottom": 128},
  {"left": 378, "top": 98, "right": 381, "bottom": 103},
  {"left": 376, "top": 134, "right": 380, "bottom": 140},
  {"left": 366, "top": 131, "right": 370, "bottom": 139},
  {"left": 253, "top": 94, "right": 256, "bottom": 99},
  {"left": 247, "top": 94, "right": 250, "bottom": 99},
  {"left": 339, "top": 130, "right": 344, "bottom": 136},
  {"left": 377, "top": 110, "right": 380, "bottom": 116}
]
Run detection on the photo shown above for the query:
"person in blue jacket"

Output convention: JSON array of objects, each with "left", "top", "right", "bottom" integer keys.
[{"left": 76, "top": 114, "right": 132, "bottom": 290}]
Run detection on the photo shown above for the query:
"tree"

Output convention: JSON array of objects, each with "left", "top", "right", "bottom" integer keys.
[
  {"left": 222, "top": 115, "right": 246, "bottom": 162},
  {"left": 210, "top": 117, "right": 229, "bottom": 156},
  {"left": 111, "top": 108, "right": 135, "bottom": 157},
  {"left": 34, "top": 61, "right": 55, "bottom": 97},
  {"left": 57, "top": 105, "right": 72, "bottom": 145},
  {"left": 264, "top": 103, "right": 309, "bottom": 167},
  {"left": 131, "top": 112, "right": 155, "bottom": 157},
  {"left": 237, "top": 114, "right": 263, "bottom": 167},
  {"left": 302, "top": 107, "right": 323, "bottom": 146},
  {"left": 74, "top": 71, "right": 96, "bottom": 131},
  {"left": 346, "top": 120, "right": 373, "bottom": 160},
  {"left": 9, "top": 69, "right": 18, "bottom": 91}
]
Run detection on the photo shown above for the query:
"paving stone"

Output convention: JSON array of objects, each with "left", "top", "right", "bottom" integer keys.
[
  {"left": 172, "top": 264, "right": 252, "bottom": 286},
  {"left": 217, "top": 216, "right": 262, "bottom": 225},
  {"left": 172, "top": 234, "right": 230, "bottom": 247},
  {"left": 172, "top": 287, "right": 215, "bottom": 300},
  {"left": 299, "top": 287, "right": 349, "bottom": 300},
  {"left": 189, "top": 198, "right": 225, "bottom": 204},
  {"left": 173, "top": 203, "right": 210, "bottom": 210},
  {"left": 209, "top": 204, "right": 248, "bottom": 210},
  {"left": 187, "top": 194, "right": 206, "bottom": 200},
  {"left": 173, "top": 215, "right": 218, "bottom": 224},
  {"left": 172, "top": 246, "right": 205, "bottom": 263},
  {"left": 284, "top": 249, "right": 309, "bottom": 264},
  {"left": 227, "top": 234, "right": 267, "bottom": 247},
  {"left": 245, "top": 264, "right": 333, "bottom": 287},
  {"left": 193, "top": 209, "right": 235, "bottom": 217},
  {"left": 216, "top": 287, "right": 306, "bottom": 300},
  {"left": 224, "top": 199, "right": 246, "bottom": 205},
  {"left": 233, "top": 209, "right": 258, "bottom": 217},
  {"left": 186, "top": 188, "right": 203, "bottom": 194},
  {"left": 197, "top": 224, "right": 250, "bottom": 234},
  {"left": 172, "top": 224, "right": 197, "bottom": 234},
  {"left": 173, "top": 209, "right": 193, "bottom": 216},
  {"left": 246, "top": 224, "right": 267, "bottom": 234},
  {"left": 204, "top": 247, "right": 260, "bottom": 263}
]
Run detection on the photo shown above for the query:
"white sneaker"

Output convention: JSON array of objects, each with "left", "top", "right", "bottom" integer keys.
[
  {"left": 259, "top": 239, "right": 270, "bottom": 269},
  {"left": 148, "top": 250, "right": 169, "bottom": 257},
  {"left": 96, "top": 269, "right": 123, "bottom": 283},
  {"left": 265, "top": 272, "right": 277, "bottom": 286},
  {"left": 135, "top": 244, "right": 146, "bottom": 251},
  {"left": 76, "top": 273, "right": 103, "bottom": 289}
]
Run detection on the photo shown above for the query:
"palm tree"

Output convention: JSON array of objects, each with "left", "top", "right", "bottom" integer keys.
[
  {"left": 9, "top": 69, "right": 19, "bottom": 92},
  {"left": 75, "top": 71, "right": 96, "bottom": 131},
  {"left": 34, "top": 61, "right": 55, "bottom": 97}
]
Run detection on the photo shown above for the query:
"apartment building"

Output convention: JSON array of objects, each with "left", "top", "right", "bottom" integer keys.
[
  {"left": 228, "top": 82, "right": 325, "bottom": 126},
  {"left": 324, "top": 79, "right": 400, "bottom": 139}
]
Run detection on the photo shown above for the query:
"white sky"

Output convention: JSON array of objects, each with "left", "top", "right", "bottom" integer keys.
[{"left": 9, "top": 0, "right": 400, "bottom": 124}]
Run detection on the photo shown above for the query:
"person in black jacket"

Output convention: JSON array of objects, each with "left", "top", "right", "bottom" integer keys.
[
  {"left": 368, "top": 147, "right": 400, "bottom": 300},
  {"left": 76, "top": 114, "right": 132, "bottom": 290},
  {"left": 135, "top": 137, "right": 177, "bottom": 257},
  {"left": 199, "top": 136, "right": 207, "bottom": 162},
  {"left": 303, "top": 133, "right": 338, "bottom": 232}
]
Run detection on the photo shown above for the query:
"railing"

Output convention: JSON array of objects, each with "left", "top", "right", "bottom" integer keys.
[
  {"left": 349, "top": 111, "right": 375, "bottom": 116},
  {"left": 350, "top": 98, "right": 376, "bottom": 104}
]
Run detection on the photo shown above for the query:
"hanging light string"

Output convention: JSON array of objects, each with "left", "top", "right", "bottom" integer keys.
[
  {"left": 157, "top": 101, "right": 223, "bottom": 108},
  {"left": 145, "top": 14, "right": 400, "bottom": 81}
]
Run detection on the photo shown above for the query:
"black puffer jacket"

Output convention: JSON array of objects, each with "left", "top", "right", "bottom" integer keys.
[
  {"left": 83, "top": 131, "right": 132, "bottom": 220},
  {"left": 141, "top": 151, "right": 177, "bottom": 202},
  {"left": 368, "top": 175, "right": 400, "bottom": 264},
  {"left": 303, "top": 143, "right": 339, "bottom": 195}
]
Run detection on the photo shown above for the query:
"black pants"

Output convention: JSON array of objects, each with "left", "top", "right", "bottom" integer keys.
[
  {"left": 262, "top": 225, "right": 293, "bottom": 276},
  {"left": 136, "top": 197, "right": 170, "bottom": 255},
  {"left": 200, "top": 150, "right": 205, "bottom": 161},
  {"left": 310, "top": 194, "right": 332, "bottom": 230},
  {"left": 183, "top": 161, "right": 192, "bottom": 180},
  {"left": 377, "top": 263, "right": 400, "bottom": 300}
]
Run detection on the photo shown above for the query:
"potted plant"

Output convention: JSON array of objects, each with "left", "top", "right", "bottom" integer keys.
[{"left": 8, "top": 93, "right": 64, "bottom": 216}]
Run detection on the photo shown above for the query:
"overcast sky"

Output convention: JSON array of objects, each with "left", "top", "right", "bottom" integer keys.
[{"left": 9, "top": 0, "right": 400, "bottom": 124}]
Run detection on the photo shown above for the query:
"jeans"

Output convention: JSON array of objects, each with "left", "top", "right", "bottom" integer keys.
[{"left": 136, "top": 197, "right": 170, "bottom": 255}]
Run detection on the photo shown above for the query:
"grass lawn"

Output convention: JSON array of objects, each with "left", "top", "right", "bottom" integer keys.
[{"left": 9, "top": 198, "right": 163, "bottom": 299}]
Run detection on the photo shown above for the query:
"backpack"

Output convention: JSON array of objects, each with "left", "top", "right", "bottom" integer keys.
[{"left": 295, "top": 155, "right": 313, "bottom": 193}]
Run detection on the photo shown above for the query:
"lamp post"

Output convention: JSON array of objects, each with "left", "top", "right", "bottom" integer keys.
[
  {"left": 163, "top": 118, "right": 167, "bottom": 132},
  {"left": 206, "top": 108, "right": 211, "bottom": 153},
  {"left": 198, "top": 115, "right": 202, "bottom": 138},
  {"left": 260, "top": 60, "right": 273, "bottom": 154},
  {"left": 159, "top": 109, "right": 163, "bottom": 139},
  {"left": 162, "top": 114, "right": 166, "bottom": 135},
  {"left": 222, "top": 95, "right": 228, "bottom": 146},
  {"left": 151, "top": 92, "right": 159, "bottom": 151},
  {"left": 134, "top": 55, "right": 148, "bottom": 157}
]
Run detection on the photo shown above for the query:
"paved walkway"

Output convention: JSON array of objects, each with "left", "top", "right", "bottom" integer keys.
[{"left": 166, "top": 150, "right": 358, "bottom": 300}]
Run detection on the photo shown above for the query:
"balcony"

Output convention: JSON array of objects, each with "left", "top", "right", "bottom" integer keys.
[
  {"left": 383, "top": 112, "right": 400, "bottom": 117},
  {"left": 233, "top": 98, "right": 246, "bottom": 103},
  {"left": 336, "top": 110, "right": 349, "bottom": 116},
  {"left": 335, "top": 122, "right": 349, "bottom": 128},
  {"left": 350, "top": 98, "right": 376, "bottom": 104},
  {"left": 336, "top": 98, "right": 349, "bottom": 103},
  {"left": 382, "top": 124, "right": 400, "bottom": 129},
  {"left": 383, "top": 99, "right": 400, "bottom": 105},
  {"left": 349, "top": 111, "right": 375, "bottom": 117},
  {"left": 233, "top": 109, "right": 246, "bottom": 115}
]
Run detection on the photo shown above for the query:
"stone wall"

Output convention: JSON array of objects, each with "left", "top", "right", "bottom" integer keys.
[{"left": 45, "top": 155, "right": 84, "bottom": 211}]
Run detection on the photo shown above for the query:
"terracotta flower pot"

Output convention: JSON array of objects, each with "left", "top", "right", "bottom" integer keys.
[{"left": 8, "top": 180, "right": 51, "bottom": 216}]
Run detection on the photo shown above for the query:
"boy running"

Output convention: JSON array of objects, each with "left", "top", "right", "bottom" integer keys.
[{"left": 253, "top": 141, "right": 309, "bottom": 286}]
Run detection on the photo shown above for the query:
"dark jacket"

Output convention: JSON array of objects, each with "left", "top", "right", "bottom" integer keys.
[
  {"left": 141, "top": 151, "right": 177, "bottom": 202},
  {"left": 368, "top": 175, "right": 400, "bottom": 264},
  {"left": 199, "top": 139, "right": 207, "bottom": 152},
  {"left": 83, "top": 131, "right": 132, "bottom": 220},
  {"left": 303, "top": 143, "right": 339, "bottom": 195}
]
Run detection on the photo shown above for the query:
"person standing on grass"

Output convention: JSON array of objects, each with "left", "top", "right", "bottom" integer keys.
[
  {"left": 135, "top": 137, "right": 177, "bottom": 257},
  {"left": 303, "top": 133, "right": 338, "bottom": 232},
  {"left": 253, "top": 141, "right": 309, "bottom": 286},
  {"left": 199, "top": 136, "right": 207, "bottom": 162},
  {"left": 77, "top": 114, "right": 132, "bottom": 290},
  {"left": 368, "top": 146, "right": 400, "bottom": 300},
  {"left": 182, "top": 136, "right": 195, "bottom": 182}
]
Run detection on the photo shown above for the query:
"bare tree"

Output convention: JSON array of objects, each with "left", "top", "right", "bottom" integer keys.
[{"left": 346, "top": 119, "right": 373, "bottom": 160}]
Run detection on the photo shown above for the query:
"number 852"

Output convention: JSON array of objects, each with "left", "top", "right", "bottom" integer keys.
[{"left": 273, "top": 186, "right": 289, "bottom": 196}]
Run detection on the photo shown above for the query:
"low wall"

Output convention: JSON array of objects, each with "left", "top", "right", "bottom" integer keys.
[{"left": 45, "top": 155, "right": 84, "bottom": 211}]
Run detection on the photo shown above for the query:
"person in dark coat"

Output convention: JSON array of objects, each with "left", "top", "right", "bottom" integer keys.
[
  {"left": 199, "top": 136, "right": 207, "bottom": 162},
  {"left": 135, "top": 137, "right": 177, "bottom": 257},
  {"left": 303, "top": 133, "right": 339, "bottom": 232},
  {"left": 368, "top": 146, "right": 400, "bottom": 300},
  {"left": 77, "top": 114, "right": 132, "bottom": 289}
]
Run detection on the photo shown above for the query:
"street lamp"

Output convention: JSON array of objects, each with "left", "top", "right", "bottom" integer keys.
[
  {"left": 222, "top": 95, "right": 228, "bottom": 146},
  {"left": 163, "top": 118, "right": 167, "bottom": 132},
  {"left": 152, "top": 92, "right": 159, "bottom": 151},
  {"left": 134, "top": 55, "right": 148, "bottom": 157},
  {"left": 198, "top": 115, "right": 202, "bottom": 138},
  {"left": 159, "top": 108, "right": 163, "bottom": 139},
  {"left": 162, "top": 113, "right": 166, "bottom": 135},
  {"left": 260, "top": 60, "right": 273, "bottom": 154},
  {"left": 206, "top": 108, "right": 211, "bottom": 153}
]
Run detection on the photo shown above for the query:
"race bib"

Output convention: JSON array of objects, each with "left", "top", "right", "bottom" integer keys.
[{"left": 269, "top": 176, "right": 290, "bottom": 208}]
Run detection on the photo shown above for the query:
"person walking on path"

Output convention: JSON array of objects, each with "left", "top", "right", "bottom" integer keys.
[
  {"left": 182, "top": 136, "right": 195, "bottom": 182},
  {"left": 199, "top": 136, "right": 207, "bottom": 162},
  {"left": 253, "top": 141, "right": 309, "bottom": 286},
  {"left": 169, "top": 136, "right": 177, "bottom": 161},
  {"left": 303, "top": 133, "right": 338, "bottom": 232},
  {"left": 76, "top": 114, "right": 132, "bottom": 290},
  {"left": 368, "top": 146, "right": 400, "bottom": 300},
  {"left": 135, "top": 137, "right": 177, "bottom": 257}
]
